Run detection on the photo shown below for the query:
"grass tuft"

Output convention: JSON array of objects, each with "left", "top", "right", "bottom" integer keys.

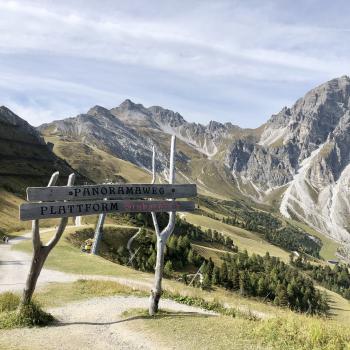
[
  {"left": 0, "top": 292, "right": 20, "bottom": 312},
  {"left": 0, "top": 292, "right": 54, "bottom": 329}
]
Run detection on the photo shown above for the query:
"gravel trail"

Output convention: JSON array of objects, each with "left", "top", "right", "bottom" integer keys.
[
  {"left": 0, "top": 230, "right": 78, "bottom": 293},
  {"left": 0, "top": 295, "right": 216, "bottom": 350}
]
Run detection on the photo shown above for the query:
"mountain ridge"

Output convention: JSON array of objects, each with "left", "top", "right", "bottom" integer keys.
[{"left": 16, "top": 75, "right": 350, "bottom": 244}]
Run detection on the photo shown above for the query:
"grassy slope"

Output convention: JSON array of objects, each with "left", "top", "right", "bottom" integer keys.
[
  {"left": 0, "top": 190, "right": 76, "bottom": 232},
  {"left": 124, "top": 309, "right": 350, "bottom": 350},
  {"left": 12, "top": 228, "right": 293, "bottom": 318},
  {"left": 14, "top": 226, "right": 147, "bottom": 280},
  {"left": 319, "top": 286, "right": 350, "bottom": 324},
  {"left": 34, "top": 280, "right": 147, "bottom": 308},
  {"left": 125, "top": 310, "right": 263, "bottom": 350},
  {"left": 44, "top": 131, "right": 251, "bottom": 202},
  {"left": 44, "top": 136, "right": 151, "bottom": 184},
  {"left": 288, "top": 219, "right": 340, "bottom": 261},
  {"left": 12, "top": 225, "right": 350, "bottom": 324},
  {"left": 2, "top": 278, "right": 348, "bottom": 350},
  {"left": 184, "top": 212, "right": 290, "bottom": 262},
  {"left": 7, "top": 225, "right": 350, "bottom": 350},
  {"left": 0, "top": 190, "right": 28, "bottom": 232}
]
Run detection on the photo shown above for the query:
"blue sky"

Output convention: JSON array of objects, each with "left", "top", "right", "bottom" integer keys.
[{"left": 0, "top": 0, "right": 349, "bottom": 127}]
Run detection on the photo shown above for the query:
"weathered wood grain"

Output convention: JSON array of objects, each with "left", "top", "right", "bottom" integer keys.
[
  {"left": 27, "top": 184, "right": 197, "bottom": 202},
  {"left": 20, "top": 199, "right": 195, "bottom": 221}
]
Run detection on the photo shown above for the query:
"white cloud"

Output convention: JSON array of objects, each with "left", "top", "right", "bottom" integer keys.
[{"left": 0, "top": 0, "right": 349, "bottom": 127}]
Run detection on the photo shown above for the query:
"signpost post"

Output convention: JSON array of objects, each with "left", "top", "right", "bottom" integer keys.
[
  {"left": 91, "top": 213, "right": 106, "bottom": 255},
  {"left": 18, "top": 134, "right": 197, "bottom": 314}
]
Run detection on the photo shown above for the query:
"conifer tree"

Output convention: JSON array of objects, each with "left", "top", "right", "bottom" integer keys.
[
  {"left": 212, "top": 266, "right": 220, "bottom": 285},
  {"left": 239, "top": 270, "right": 249, "bottom": 296},
  {"left": 220, "top": 261, "right": 229, "bottom": 287},
  {"left": 232, "top": 267, "right": 240, "bottom": 291},
  {"left": 164, "top": 260, "right": 173, "bottom": 277},
  {"left": 202, "top": 273, "right": 212, "bottom": 290}
]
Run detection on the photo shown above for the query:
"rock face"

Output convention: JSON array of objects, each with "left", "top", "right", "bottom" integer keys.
[
  {"left": 40, "top": 106, "right": 157, "bottom": 170},
  {"left": 0, "top": 106, "right": 82, "bottom": 193},
  {"left": 37, "top": 76, "right": 350, "bottom": 242},
  {"left": 110, "top": 99, "right": 243, "bottom": 158},
  {"left": 39, "top": 100, "right": 252, "bottom": 175},
  {"left": 226, "top": 76, "right": 350, "bottom": 242}
]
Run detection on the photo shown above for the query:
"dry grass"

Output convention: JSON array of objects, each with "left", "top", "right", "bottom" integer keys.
[
  {"left": 12, "top": 225, "right": 350, "bottom": 325},
  {"left": 120, "top": 309, "right": 350, "bottom": 350},
  {"left": 35, "top": 279, "right": 147, "bottom": 308},
  {"left": 44, "top": 136, "right": 151, "bottom": 184}
]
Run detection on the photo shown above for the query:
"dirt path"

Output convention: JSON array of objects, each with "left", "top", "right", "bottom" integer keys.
[
  {"left": 0, "top": 229, "right": 79, "bottom": 293},
  {"left": 0, "top": 226, "right": 150, "bottom": 294},
  {"left": 0, "top": 295, "right": 216, "bottom": 350},
  {"left": 0, "top": 227, "right": 217, "bottom": 349}
]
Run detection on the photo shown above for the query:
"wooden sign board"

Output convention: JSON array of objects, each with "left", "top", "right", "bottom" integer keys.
[
  {"left": 20, "top": 200, "right": 195, "bottom": 221},
  {"left": 27, "top": 184, "right": 197, "bottom": 202}
]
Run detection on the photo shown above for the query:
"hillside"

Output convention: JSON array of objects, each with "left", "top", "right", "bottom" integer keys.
[
  {"left": 0, "top": 106, "right": 82, "bottom": 193},
  {"left": 1, "top": 222, "right": 348, "bottom": 350},
  {"left": 0, "top": 107, "right": 89, "bottom": 230},
  {"left": 37, "top": 76, "right": 350, "bottom": 251},
  {"left": 38, "top": 101, "right": 257, "bottom": 201},
  {"left": 227, "top": 76, "right": 350, "bottom": 245}
]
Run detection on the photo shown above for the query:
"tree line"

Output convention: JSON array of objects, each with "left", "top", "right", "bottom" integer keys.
[
  {"left": 222, "top": 210, "right": 321, "bottom": 257},
  {"left": 199, "top": 251, "right": 328, "bottom": 314},
  {"left": 196, "top": 195, "right": 322, "bottom": 258},
  {"left": 71, "top": 214, "right": 329, "bottom": 315},
  {"left": 291, "top": 254, "right": 350, "bottom": 300}
]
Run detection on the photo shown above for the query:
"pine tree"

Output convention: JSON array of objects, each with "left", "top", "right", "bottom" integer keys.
[
  {"left": 164, "top": 260, "right": 173, "bottom": 277},
  {"left": 257, "top": 277, "right": 267, "bottom": 297},
  {"left": 231, "top": 268, "right": 240, "bottom": 291},
  {"left": 202, "top": 273, "right": 212, "bottom": 290},
  {"left": 187, "top": 249, "right": 194, "bottom": 264},
  {"left": 147, "top": 251, "right": 157, "bottom": 270},
  {"left": 276, "top": 284, "right": 288, "bottom": 306},
  {"left": 212, "top": 266, "right": 220, "bottom": 285},
  {"left": 239, "top": 271, "right": 249, "bottom": 296},
  {"left": 220, "top": 262, "right": 228, "bottom": 287}
]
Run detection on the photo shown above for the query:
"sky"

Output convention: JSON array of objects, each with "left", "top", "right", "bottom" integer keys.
[{"left": 0, "top": 0, "right": 350, "bottom": 128}]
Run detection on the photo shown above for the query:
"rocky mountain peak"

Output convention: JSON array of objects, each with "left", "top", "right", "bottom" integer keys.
[
  {"left": 0, "top": 106, "right": 26, "bottom": 126},
  {"left": 148, "top": 105, "right": 186, "bottom": 127},
  {"left": 118, "top": 99, "right": 149, "bottom": 113},
  {"left": 87, "top": 105, "right": 111, "bottom": 117},
  {"left": 0, "top": 106, "right": 45, "bottom": 144},
  {"left": 109, "top": 99, "right": 156, "bottom": 128},
  {"left": 33, "top": 75, "right": 350, "bottom": 243},
  {"left": 208, "top": 120, "right": 225, "bottom": 132}
]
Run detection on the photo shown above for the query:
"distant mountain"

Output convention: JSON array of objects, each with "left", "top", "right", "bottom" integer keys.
[
  {"left": 226, "top": 76, "right": 350, "bottom": 242},
  {"left": 39, "top": 100, "right": 259, "bottom": 199},
  {"left": 37, "top": 76, "right": 350, "bottom": 243},
  {"left": 110, "top": 99, "right": 257, "bottom": 158},
  {"left": 0, "top": 106, "right": 84, "bottom": 194}
]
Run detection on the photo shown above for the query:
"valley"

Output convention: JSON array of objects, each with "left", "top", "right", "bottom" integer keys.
[{"left": 1, "top": 76, "right": 350, "bottom": 349}]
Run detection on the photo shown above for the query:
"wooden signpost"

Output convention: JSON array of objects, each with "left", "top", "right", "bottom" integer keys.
[
  {"left": 27, "top": 184, "right": 196, "bottom": 201},
  {"left": 21, "top": 183, "right": 196, "bottom": 221},
  {"left": 20, "top": 198, "right": 195, "bottom": 221},
  {"left": 18, "top": 134, "right": 197, "bottom": 316}
]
